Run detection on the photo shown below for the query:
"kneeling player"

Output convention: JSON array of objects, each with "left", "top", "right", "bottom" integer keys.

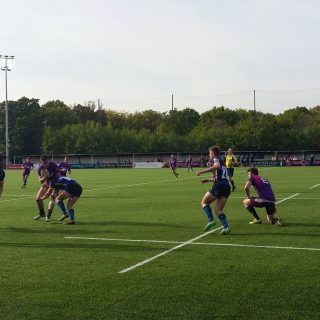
[{"left": 243, "top": 167, "right": 283, "bottom": 226}]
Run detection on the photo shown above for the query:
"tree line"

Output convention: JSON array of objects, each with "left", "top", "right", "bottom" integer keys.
[{"left": 0, "top": 97, "right": 320, "bottom": 160}]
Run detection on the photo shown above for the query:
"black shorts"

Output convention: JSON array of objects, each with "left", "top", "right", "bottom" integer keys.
[
  {"left": 65, "top": 183, "right": 82, "bottom": 198},
  {"left": 227, "top": 168, "right": 234, "bottom": 177},
  {"left": 0, "top": 169, "right": 5, "bottom": 181},
  {"left": 250, "top": 197, "right": 276, "bottom": 215},
  {"left": 209, "top": 182, "right": 231, "bottom": 199}
]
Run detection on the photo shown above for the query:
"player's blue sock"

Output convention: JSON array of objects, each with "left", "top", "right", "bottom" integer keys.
[
  {"left": 218, "top": 213, "right": 229, "bottom": 228},
  {"left": 203, "top": 205, "right": 214, "bottom": 222},
  {"left": 68, "top": 209, "right": 75, "bottom": 220},
  {"left": 57, "top": 201, "right": 67, "bottom": 214}
]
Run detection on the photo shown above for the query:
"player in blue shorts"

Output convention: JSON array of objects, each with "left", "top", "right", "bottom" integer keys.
[
  {"left": 243, "top": 167, "right": 283, "bottom": 226},
  {"left": 196, "top": 146, "right": 231, "bottom": 235},
  {"left": 49, "top": 176, "right": 83, "bottom": 225}
]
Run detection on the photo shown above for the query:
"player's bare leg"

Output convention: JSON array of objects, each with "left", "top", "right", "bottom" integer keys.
[{"left": 34, "top": 186, "right": 48, "bottom": 220}]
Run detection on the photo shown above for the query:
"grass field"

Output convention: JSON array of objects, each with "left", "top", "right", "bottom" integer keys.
[{"left": 0, "top": 166, "right": 319, "bottom": 320}]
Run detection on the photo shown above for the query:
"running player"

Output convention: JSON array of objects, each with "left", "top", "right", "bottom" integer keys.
[
  {"left": 58, "top": 156, "right": 72, "bottom": 177},
  {"left": 21, "top": 157, "right": 34, "bottom": 188},
  {"left": 169, "top": 154, "right": 179, "bottom": 178},
  {"left": 226, "top": 148, "right": 238, "bottom": 191},
  {"left": 243, "top": 167, "right": 283, "bottom": 226},
  {"left": 196, "top": 146, "right": 231, "bottom": 235}
]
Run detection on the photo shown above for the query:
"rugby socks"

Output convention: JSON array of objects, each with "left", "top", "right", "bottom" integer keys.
[
  {"left": 218, "top": 213, "right": 229, "bottom": 228},
  {"left": 246, "top": 206, "right": 260, "bottom": 220},
  {"left": 230, "top": 180, "right": 235, "bottom": 189},
  {"left": 57, "top": 201, "right": 67, "bottom": 215},
  {"left": 68, "top": 209, "right": 75, "bottom": 221},
  {"left": 47, "top": 208, "right": 53, "bottom": 219},
  {"left": 203, "top": 205, "right": 214, "bottom": 222}
]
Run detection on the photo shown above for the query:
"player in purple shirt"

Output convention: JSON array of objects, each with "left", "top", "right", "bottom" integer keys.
[
  {"left": 243, "top": 167, "right": 283, "bottom": 226},
  {"left": 169, "top": 154, "right": 179, "bottom": 178},
  {"left": 33, "top": 155, "right": 60, "bottom": 221},
  {"left": 0, "top": 153, "right": 6, "bottom": 197},
  {"left": 21, "top": 157, "right": 34, "bottom": 188},
  {"left": 58, "top": 156, "right": 72, "bottom": 177}
]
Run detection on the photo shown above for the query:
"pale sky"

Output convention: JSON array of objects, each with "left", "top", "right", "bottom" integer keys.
[{"left": 1, "top": 0, "right": 320, "bottom": 114}]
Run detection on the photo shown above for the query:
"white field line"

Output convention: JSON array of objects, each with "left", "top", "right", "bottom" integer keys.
[
  {"left": 65, "top": 236, "right": 320, "bottom": 252},
  {"left": 229, "top": 196, "right": 320, "bottom": 200},
  {"left": 0, "top": 179, "right": 316, "bottom": 204},
  {"left": 118, "top": 226, "right": 223, "bottom": 274},
  {"left": 116, "top": 191, "right": 302, "bottom": 273},
  {"left": 0, "top": 177, "right": 198, "bottom": 204},
  {"left": 275, "top": 193, "right": 300, "bottom": 204},
  {"left": 309, "top": 184, "right": 320, "bottom": 189},
  {"left": 0, "top": 196, "right": 34, "bottom": 203},
  {"left": 83, "top": 176, "right": 198, "bottom": 192}
]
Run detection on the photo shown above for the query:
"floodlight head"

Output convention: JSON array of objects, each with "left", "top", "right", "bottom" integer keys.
[{"left": 0, "top": 55, "right": 15, "bottom": 71}]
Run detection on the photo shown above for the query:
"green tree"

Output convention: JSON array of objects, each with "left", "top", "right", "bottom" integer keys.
[{"left": 41, "top": 100, "right": 73, "bottom": 129}]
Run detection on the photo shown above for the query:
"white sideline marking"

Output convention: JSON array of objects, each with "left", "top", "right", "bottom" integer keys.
[
  {"left": 0, "top": 196, "right": 33, "bottom": 203},
  {"left": 0, "top": 177, "right": 197, "bottom": 204},
  {"left": 84, "top": 176, "right": 197, "bottom": 192},
  {"left": 65, "top": 236, "right": 320, "bottom": 252},
  {"left": 118, "top": 226, "right": 223, "bottom": 273},
  {"left": 275, "top": 193, "right": 300, "bottom": 204},
  {"left": 309, "top": 184, "right": 320, "bottom": 189}
]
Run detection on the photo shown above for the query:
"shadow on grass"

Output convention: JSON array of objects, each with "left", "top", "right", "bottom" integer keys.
[
  {"left": 0, "top": 240, "right": 170, "bottom": 252},
  {"left": 282, "top": 222, "right": 320, "bottom": 228},
  {"left": 79, "top": 220, "right": 183, "bottom": 228}
]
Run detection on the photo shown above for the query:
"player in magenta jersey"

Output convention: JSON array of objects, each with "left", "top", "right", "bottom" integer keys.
[
  {"left": 243, "top": 167, "right": 283, "bottom": 226},
  {"left": 21, "top": 157, "right": 34, "bottom": 188}
]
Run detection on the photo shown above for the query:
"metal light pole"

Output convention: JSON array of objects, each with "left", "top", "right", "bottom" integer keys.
[{"left": 0, "top": 55, "right": 15, "bottom": 167}]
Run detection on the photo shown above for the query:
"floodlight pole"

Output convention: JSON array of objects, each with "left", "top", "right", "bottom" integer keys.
[
  {"left": 253, "top": 89, "right": 257, "bottom": 149},
  {"left": 0, "top": 55, "right": 14, "bottom": 167}
]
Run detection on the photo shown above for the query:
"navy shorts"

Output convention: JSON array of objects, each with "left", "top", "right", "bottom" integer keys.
[
  {"left": 0, "top": 169, "right": 5, "bottom": 181},
  {"left": 227, "top": 168, "right": 234, "bottom": 177},
  {"left": 23, "top": 170, "right": 30, "bottom": 177},
  {"left": 209, "top": 182, "right": 231, "bottom": 199},
  {"left": 65, "top": 183, "right": 82, "bottom": 197},
  {"left": 250, "top": 197, "right": 276, "bottom": 215}
]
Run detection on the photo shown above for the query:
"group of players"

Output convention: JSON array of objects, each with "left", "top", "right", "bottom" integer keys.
[
  {"left": 20, "top": 155, "right": 82, "bottom": 224},
  {"left": 170, "top": 147, "right": 283, "bottom": 235},
  {"left": 0, "top": 149, "right": 282, "bottom": 232}
]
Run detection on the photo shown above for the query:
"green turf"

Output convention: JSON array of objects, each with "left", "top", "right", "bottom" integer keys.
[{"left": 0, "top": 167, "right": 319, "bottom": 319}]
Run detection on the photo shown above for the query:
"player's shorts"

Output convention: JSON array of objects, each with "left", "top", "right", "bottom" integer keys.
[
  {"left": 0, "top": 169, "right": 5, "bottom": 181},
  {"left": 23, "top": 169, "right": 30, "bottom": 176},
  {"left": 227, "top": 168, "right": 234, "bottom": 177},
  {"left": 250, "top": 197, "right": 276, "bottom": 215},
  {"left": 65, "top": 183, "right": 82, "bottom": 198},
  {"left": 209, "top": 182, "right": 231, "bottom": 199}
]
